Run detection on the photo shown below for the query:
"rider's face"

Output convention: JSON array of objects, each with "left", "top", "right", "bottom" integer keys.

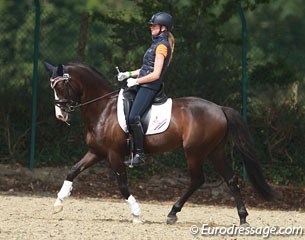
[{"left": 150, "top": 24, "right": 161, "bottom": 36}]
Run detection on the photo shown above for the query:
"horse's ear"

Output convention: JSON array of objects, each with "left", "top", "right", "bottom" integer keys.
[
  {"left": 57, "top": 64, "right": 64, "bottom": 76},
  {"left": 44, "top": 61, "right": 55, "bottom": 73}
]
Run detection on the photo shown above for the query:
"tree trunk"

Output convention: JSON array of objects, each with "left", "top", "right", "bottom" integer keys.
[{"left": 77, "top": 12, "right": 89, "bottom": 62}]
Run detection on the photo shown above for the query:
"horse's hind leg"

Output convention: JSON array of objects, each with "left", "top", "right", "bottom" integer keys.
[
  {"left": 209, "top": 147, "right": 248, "bottom": 225},
  {"left": 167, "top": 151, "right": 205, "bottom": 224}
]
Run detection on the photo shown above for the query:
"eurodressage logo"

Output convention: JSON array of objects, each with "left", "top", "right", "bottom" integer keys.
[{"left": 189, "top": 224, "right": 304, "bottom": 238}]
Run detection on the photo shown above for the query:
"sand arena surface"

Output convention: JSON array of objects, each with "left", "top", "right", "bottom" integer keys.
[{"left": 0, "top": 192, "right": 304, "bottom": 240}]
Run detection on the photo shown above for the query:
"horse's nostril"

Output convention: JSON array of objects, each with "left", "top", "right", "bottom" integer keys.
[
  {"left": 57, "top": 115, "right": 64, "bottom": 120},
  {"left": 57, "top": 114, "right": 67, "bottom": 121}
]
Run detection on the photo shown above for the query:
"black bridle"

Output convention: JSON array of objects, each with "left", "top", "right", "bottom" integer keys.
[
  {"left": 51, "top": 74, "right": 119, "bottom": 113},
  {"left": 54, "top": 98, "right": 78, "bottom": 113}
]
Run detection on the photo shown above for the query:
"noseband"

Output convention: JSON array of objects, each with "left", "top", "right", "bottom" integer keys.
[{"left": 51, "top": 73, "right": 119, "bottom": 113}]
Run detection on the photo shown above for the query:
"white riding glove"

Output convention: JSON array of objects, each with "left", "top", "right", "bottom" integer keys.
[
  {"left": 117, "top": 71, "right": 130, "bottom": 82},
  {"left": 127, "top": 78, "right": 139, "bottom": 87}
]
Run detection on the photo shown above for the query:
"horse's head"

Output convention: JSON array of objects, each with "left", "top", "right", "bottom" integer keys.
[{"left": 44, "top": 61, "right": 79, "bottom": 123}]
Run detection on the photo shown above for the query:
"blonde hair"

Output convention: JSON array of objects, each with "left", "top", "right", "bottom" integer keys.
[{"left": 167, "top": 32, "right": 175, "bottom": 66}]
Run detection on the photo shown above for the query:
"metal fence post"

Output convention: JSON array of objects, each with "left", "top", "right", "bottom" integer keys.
[
  {"left": 29, "top": 0, "right": 41, "bottom": 170},
  {"left": 238, "top": 2, "right": 248, "bottom": 181}
]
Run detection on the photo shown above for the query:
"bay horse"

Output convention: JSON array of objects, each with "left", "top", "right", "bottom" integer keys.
[{"left": 44, "top": 62, "right": 276, "bottom": 225}]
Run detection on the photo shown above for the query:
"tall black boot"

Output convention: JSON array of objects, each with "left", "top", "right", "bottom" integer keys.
[{"left": 124, "top": 123, "right": 146, "bottom": 167}]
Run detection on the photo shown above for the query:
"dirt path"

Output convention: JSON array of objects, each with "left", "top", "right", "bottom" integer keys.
[{"left": 0, "top": 192, "right": 304, "bottom": 240}]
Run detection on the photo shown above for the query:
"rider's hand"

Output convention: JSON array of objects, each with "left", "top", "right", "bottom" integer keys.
[
  {"left": 117, "top": 71, "right": 130, "bottom": 82},
  {"left": 127, "top": 78, "right": 139, "bottom": 87}
]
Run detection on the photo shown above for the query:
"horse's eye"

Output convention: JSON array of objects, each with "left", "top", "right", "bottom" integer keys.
[{"left": 55, "top": 83, "right": 66, "bottom": 95}]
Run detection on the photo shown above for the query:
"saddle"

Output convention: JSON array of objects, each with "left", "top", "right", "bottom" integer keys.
[{"left": 122, "top": 84, "right": 168, "bottom": 133}]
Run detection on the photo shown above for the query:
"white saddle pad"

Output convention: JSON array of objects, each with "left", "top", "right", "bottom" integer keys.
[{"left": 117, "top": 89, "right": 172, "bottom": 135}]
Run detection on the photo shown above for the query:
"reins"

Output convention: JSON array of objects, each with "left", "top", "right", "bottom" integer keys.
[{"left": 72, "top": 89, "right": 119, "bottom": 109}]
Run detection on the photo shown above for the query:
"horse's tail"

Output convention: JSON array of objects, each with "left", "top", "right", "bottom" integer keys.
[{"left": 221, "top": 106, "right": 277, "bottom": 201}]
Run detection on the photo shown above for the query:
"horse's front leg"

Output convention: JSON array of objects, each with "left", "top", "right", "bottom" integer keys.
[
  {"left": 108, "top": 151, "right": 142, "bottom": 223},
  {"left": 53, "top": 151, "right": 98, "bottom": 213}
]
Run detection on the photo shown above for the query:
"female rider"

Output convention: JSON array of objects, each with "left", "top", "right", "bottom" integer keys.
[{"left": 118, "top": 12, "right": 175, "bottom": 166}]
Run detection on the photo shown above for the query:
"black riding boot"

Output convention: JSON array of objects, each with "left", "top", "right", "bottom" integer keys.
[{"left": 124, "top": 123, "right": 146, "bottom": 167}]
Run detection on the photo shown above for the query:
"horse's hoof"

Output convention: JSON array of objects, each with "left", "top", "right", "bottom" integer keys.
[
  {"left": 240, "top": 222, "right": 250, "bottom": 227},
  {"left": 167, "top": 216, "right": 178, "bottom": 225},
  {"left": 132, "top": 215, "right": 143, "bottom": 223},
  {"left": 53, "top": 205, "right": 63, "bottom": 214}
]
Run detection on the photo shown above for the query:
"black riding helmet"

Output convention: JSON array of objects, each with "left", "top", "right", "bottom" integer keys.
[{"left": 149, "top": 12, "right": 173, "bottom": 31}]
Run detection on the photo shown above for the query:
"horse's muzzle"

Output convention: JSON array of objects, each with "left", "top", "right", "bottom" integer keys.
[{"left": 54, "top": 104, "right": 69, "bottom": 122}]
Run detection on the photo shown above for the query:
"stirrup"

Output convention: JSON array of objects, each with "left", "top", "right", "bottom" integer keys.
[{"left": 124, "top": 153, "right": 146, "bottom": 168}]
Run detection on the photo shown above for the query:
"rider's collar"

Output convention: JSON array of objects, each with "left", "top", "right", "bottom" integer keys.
[{"left": 152, "top": 32, "right": 168, "bottom": 42}]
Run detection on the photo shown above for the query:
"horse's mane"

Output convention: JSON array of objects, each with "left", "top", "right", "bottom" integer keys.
[
  {"left": 68, "top": 63, "right": 107, "bottom": 79},
  {"left": 67, "top": 62, "right": 116, "bottom": 89}
]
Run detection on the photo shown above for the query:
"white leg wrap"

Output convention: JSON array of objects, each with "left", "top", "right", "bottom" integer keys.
[
  {"left": 57, "top": 180, "right": 73, "bottom": 200},
  {"left": 126, "top": 195, "right": 141, "bottom": 216}
]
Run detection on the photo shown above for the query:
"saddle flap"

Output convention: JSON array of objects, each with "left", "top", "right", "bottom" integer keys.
[{"left": 117, "top": 89, "right": 172, "bottom": 135}]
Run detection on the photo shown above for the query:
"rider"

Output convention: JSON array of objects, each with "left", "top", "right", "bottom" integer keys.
[{"left": 118, "top": 12, "right": 175, "bottom": 166}]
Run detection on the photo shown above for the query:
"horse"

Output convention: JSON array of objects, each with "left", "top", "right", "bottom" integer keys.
[{"left": 44, "top": 62, "right": 276, "bottom": 225}]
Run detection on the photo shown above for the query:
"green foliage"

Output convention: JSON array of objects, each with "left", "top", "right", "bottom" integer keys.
[
  {"left": 153, "top": 148, "right": 187, "bottom": 168},
  {"left": 265, "top": 164, "right": 305, "bottom": 185},
  {"left": 32, "top": 112, "right": 87, "bottom": 167},
  {"left": 249, "top": 81, "right": 305, "bottom": 168}
]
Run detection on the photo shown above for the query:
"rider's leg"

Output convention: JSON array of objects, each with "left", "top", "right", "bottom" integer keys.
[
  {"left": 126, "top": 121, "right": 146, "bottom": 166},
  {"left": 125, "top": 87, "right": 156, "bottom": 166}
]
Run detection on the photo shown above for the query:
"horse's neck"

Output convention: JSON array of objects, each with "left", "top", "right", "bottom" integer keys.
[
  {"left": 79, "top": 80, "right": 115, "bottom": 126},
  {"left": 81, "top": 85, "right": 112, "bottom": 103},
  {"left": 81, "top": 96, "right": 116, "bottom": 135},
  {"left": 80, "top": 74, "right": 113, "bottom": 104},
  {"left": 74, "top": 69, "right": 115, "bottom": 126}
]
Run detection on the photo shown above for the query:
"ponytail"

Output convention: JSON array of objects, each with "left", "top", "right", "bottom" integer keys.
[{"left": 167, "top": 32, "right": 175, "bottom": 66}]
